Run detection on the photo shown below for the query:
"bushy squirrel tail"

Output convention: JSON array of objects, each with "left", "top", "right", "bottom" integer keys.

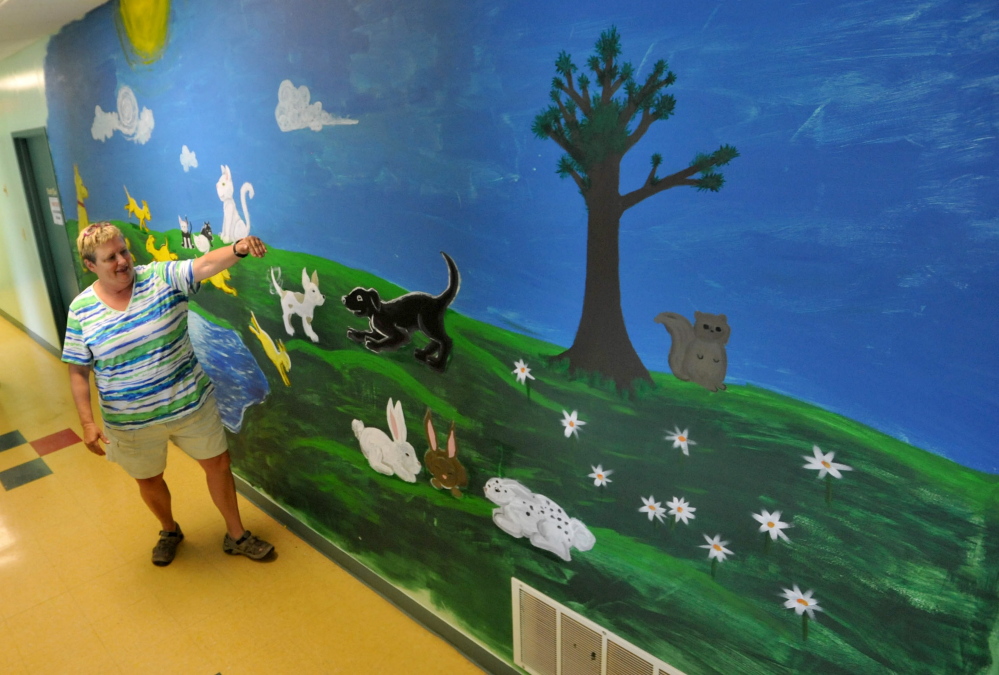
[{"left": 655, "top": 312, "right": 694, "bottom": 379}]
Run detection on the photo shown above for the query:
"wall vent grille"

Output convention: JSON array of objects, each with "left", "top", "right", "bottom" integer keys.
[{"left": 512, "top": 578, "right": 687, "bottom": 675}]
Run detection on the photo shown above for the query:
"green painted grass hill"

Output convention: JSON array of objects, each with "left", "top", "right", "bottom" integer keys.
[{"left": 110, "top": 221, "right": 999, "bottom": 674}]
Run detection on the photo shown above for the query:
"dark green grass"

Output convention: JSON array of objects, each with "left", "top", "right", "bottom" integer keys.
[{"left": 107, "top": 220, "right": 999, "bottom": 674}]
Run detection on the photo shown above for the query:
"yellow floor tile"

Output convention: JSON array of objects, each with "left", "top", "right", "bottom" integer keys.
[
  {"left": 0, "top": 467, "right": 87, "bottom": 534},
  {"left": 5, "top": 592, "right": 120, "bottom": 674},
  {"left": 95, "top": 595, "right": 200, "bottom": 671},
  {"left": 0, "top": 535, "right": 70, "bottom": 620},
  {"left": 0, "top": 618, "right": 29, "bottom": 674},
  {"left": 0, "top": 444, "right": 37, "bottom": 473},
  {"left": 33, "top": 515, "right": 129, "bottom": 590},
  {"left": 119, "top": 638, "right": 217, "bottom": 675},
  {"left": 67, "top": 565, "right": 151, "bottom": 627}
]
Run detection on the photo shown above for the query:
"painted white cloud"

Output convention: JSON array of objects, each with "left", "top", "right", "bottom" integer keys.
[
  {"left": 179, "top": 145, "right": 198, "bottom": 172},
  {"left": 275, "top": 79, "right": 358, "bottom": 132},
  {"left": 91, "top": 86, "right": 155, "bottom": 144}
]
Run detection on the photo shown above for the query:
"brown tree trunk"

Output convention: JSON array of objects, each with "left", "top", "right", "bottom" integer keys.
[{"left": 553, "top": 160, "right": 652, "bottom": 389}]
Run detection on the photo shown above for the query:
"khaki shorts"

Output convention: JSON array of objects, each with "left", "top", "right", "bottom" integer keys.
[{"left": 105, "top": 395, "right": 229, "bottom": 479}]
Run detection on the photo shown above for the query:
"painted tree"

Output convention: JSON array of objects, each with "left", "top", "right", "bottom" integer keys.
[{"left": 532, "top": 27, "right": 738, "bottom": 387}]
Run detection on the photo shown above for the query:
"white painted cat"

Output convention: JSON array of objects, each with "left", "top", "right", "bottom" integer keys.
[{"left": 216, "top": 164, "right": 254, "bottom": 243}]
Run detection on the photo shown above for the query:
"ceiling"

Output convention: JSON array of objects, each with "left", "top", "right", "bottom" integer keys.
[{"left": 0, "top": 0, "right": 108, "bottom": 63}]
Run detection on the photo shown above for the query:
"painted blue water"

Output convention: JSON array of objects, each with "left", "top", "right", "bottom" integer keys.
[{"left": 187, "top": 311, "right": 269, "bottom": 432}]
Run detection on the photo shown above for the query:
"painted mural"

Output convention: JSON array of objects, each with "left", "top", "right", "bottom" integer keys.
[{"left": 44, "top": 1, "right": 998, "bottom": 674}]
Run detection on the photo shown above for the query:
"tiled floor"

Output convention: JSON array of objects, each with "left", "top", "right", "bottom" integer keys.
[{"left": 0, "top": 315, "right": 484, "bottom": 674}]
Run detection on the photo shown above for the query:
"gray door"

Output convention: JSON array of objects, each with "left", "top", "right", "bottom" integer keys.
[{"left": 13, "top": 128, "right": 80, "bottom": 348}]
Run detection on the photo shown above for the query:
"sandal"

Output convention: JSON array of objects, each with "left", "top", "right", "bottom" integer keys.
[
  {"left": 223, "top": 530, "right": 275, "bottom": 560},
  {"left": 152, "top": 524, "right": 183, "bottom": 567}
]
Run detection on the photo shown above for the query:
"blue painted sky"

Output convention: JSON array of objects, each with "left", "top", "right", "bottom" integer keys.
[{"left": 46, "top": 0, "right": 998, "bottom": 471}]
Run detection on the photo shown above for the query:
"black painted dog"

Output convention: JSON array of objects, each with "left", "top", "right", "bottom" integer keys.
[{"left": 342, "top": 252, "right": 460, "bottom": 372}]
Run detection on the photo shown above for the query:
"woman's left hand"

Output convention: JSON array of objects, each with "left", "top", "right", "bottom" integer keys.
[{"left": 236, "top": 236, "right": 267, "bottom": 258}]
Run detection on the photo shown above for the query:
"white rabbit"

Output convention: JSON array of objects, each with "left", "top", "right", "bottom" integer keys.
[
  {"left": 351, "top": 398, "right": 421, "bottom": 482},
  {"left": 484, "top": 477, "right": 596, "bottom": 561}
]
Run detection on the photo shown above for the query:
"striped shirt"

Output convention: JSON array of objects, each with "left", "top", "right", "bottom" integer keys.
[{"left": 61, "top": 260, "right": 214, "bottom": 429}]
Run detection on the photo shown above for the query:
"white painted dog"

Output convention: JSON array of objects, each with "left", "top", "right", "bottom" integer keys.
[{"left": 271, "top": 267, "right": 326, "bottom": 343}]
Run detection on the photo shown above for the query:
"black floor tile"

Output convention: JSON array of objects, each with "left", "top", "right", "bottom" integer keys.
[
  {"left": 0, "top": 429, "right": 27, "bottom": 452},
  {"left": 0, "top": 458, "right": 52, "bottom": 490}
]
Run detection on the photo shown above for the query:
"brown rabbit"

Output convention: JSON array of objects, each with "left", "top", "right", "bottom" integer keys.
[{"left": 423, "top": 409, "right": 469, "bottom": 498}]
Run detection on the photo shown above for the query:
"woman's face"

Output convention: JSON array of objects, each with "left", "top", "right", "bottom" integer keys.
[{"left": 86, "top": 236, "right": 134, "bottom": 289}]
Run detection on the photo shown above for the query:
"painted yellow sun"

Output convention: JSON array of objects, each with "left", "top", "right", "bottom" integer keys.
[{"left": 117, "top": 0, "right": 171, "bottom": 64}]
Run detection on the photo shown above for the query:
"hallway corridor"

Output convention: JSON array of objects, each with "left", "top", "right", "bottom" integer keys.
[{"left": 0, "top": 315, "right": 484, "bottom": 674}]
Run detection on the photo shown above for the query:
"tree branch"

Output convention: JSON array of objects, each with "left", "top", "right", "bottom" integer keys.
[
  {"left": 624, "top": 108, "right": 655, "bottom": 153},
  {"left": 600, "top": 54, "right": 615, "bottom": 105},
  {"left": 553, "top": 95, "right": 578, "bottom": 131},
  {"left": 621, "top": 163, "right": 707, "bottom": 210},
  {"left": 548, "top": 125, "right": 585, "bottom": 164},
  {"left": 557, "top": 78, "right": 589, "bottom": 115},
  {"left": 608, "top": 74, "right": 626, "bottom": 99}
]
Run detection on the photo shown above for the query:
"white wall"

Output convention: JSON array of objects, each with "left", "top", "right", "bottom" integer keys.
[{"left": 0, "top": 39, "right": 59, "bottom": 350}]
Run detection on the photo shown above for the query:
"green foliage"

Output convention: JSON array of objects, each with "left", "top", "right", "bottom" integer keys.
[
  {"left": 713, "top": 143, "right": 741, "bottom": 166},
  {"left": 556, "top": 155, "right": 580, "bottom": 179},
  {"left": 695, "top": 172, "right": 725, "bottom": 192},
  {"left": 577, "top": 103, "right": 629, "bottom": 167},
  {"left": 531, "top": 105, "right": 560, "bottom": 139},
  {"left": 555, "top": 50, "right": 576, "bottom": 76},
  {"left": 652, "top": 93, "right": 676, "bottom": 120},
  {"left": 685, "top": 145, "right": 740, "bottom": 192},
  {"left": 595, "top": 26, "right": 622, "bottom": 62},
  {"left": 532, "top": 25, "right": 738, "bottom": 204},
  {"left": 619, "top": 62, "right": 634, "bottom": 82},
  {"left": 586, "top": 54, "right": 601, "bottom": 75}
]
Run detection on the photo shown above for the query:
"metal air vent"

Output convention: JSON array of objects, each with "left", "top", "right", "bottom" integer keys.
[{"left": 512, "top": 578, "right": 686, "bottom": 675}]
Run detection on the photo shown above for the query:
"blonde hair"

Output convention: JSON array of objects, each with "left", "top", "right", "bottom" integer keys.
[{"left": 76, "top": 222, "right": 124, "bottom": 265}]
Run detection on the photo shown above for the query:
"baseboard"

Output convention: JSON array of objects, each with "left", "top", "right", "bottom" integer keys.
[
  {"left": 232, "top": 474, "right": 521, "bottom": 675},
  {"left": 0, "top": 307, "right": 61, "bottom": 359}
]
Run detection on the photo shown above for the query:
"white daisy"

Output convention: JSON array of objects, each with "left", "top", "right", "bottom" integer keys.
[
  {"left": 588, "top": 465, "right": 613, "bottom": 487},
  {"left": 665, "top": 426, "right": 696, "bottom": 456},
  {"left": 561, "top": 410, "right": 586, "bottom": 439},
  {"left": 512, "top": 359, "right": 535, "bottom": 385},
  {"left": 639, "top": 496, "right": 665, "bottom": 523},
  {"left": 781, "top": 584, "right": 823, "bottom": 620},
  {"left": 700, "top": 534, "right": 733, "bottom": 562},
  {"left": 753, "top": 509, "right": 792, "bottom": 542},
  {"left": 803, "top": 445, "right": 853, "bottom": 479},
  {"left": 666, "top": 496, "right": 696, "bottom": 525}
]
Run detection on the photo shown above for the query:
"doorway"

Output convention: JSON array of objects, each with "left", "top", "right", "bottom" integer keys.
[{"left": 12, "top": 127, "right": 79, "bottom": 348}]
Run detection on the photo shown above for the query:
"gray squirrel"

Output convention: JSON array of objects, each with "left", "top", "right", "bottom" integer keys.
[{"left": 654, "top": 311, "right": 730, "bottom": 392}]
